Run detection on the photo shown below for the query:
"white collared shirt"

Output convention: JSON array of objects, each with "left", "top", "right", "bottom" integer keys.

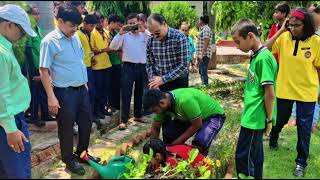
[{"left": 109, "top": 31, "right": 150, "bottom": 64}]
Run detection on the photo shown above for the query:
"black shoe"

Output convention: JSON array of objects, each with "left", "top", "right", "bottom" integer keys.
[
  {"left": 103, "top": 109, "right": 112, "bottom": 116},
  {"left": 78, "top": 154, "right": 101, "bottom": 164},
  {"left": 66, "top": 161, "right": 85, "bottom": 176},
  {"left": 35, "top": 120, "right": 46, "bottom": 127},
  {"left": 293, "top": 164, "right": 305, "bottom": 177},
  {"left": 93, "top": 119, "right": 102, "bottom": 130}
]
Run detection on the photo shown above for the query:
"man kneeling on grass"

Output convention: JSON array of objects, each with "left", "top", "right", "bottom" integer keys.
[{"left": 143, "top": 88, "right": 225, "bottom": 156}]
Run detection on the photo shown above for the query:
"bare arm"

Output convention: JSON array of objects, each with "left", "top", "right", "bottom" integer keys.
[
  {"left": 264, "top": 84, "right": 275, "bottom": 121},
  {"left": 171, "top": 118, "right": 202, "bottom": 145},
  {"left": 264, "top": 19, "right": 288, "bottom": 49},
  {"left": 39, "top": 68, "right": 60, "bottom": 115},
  {"left": 151, "top": 121, "right": 161, "bottom": 139}
]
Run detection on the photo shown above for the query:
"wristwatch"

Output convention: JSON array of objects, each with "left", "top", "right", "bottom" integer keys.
[{"left": 266, "top": 118, "right": 273, "bottom": 124}]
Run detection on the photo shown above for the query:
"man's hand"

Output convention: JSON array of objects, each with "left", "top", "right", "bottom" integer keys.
[
  {"left": 264, "top": 121, "right": 273, "bottom": 136},
  {"left": 32, "top": 76, "right": 41, "bottom": 82},
  {"left": 149, "top": 76, "right": 164, "bottom": 89},
  {"left": 91, "top": 59, "right": 97, "bottom": 66},
  {"left": 48, "top": 95, "right": 60, "bottom": 115},
  {"left": 119, "top": 27, "right": 129, "bottom": 35},
  {"left": 279, "top": 18, "right": 289, "bottom": 33},
  {"left": 7, "top": 130, "right": 29, "bottom": 153}
]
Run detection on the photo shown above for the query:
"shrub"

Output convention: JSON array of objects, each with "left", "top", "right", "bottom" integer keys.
[{"left": 151, "top": 1, "right": 197, "bottom": 29}]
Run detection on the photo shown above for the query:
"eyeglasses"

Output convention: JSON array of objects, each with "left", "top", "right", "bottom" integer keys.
[
  {"left": 288, "top": 23, "right": 303, "bottom": 29},
  {"left": 15, "top": 23, "right": 26, "bottom": 37},
  {"left": 150, "top": 32, "right": 161, "bottom": 38}
]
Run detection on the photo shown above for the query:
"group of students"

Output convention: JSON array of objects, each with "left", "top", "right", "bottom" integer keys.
[{"left": 142, "top": 3, "right": 320, "bottom": 179}]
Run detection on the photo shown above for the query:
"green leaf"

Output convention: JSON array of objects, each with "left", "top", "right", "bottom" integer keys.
[
  {"left": 199, "top": 170, "right": 211, "bottom": 179},
  {"left": 188, "top": 148, "right": 199, "bottom": 163},
  {"left": 175, "top": 160, "right": 188, "bottom": 173},
  {"left": 198, "top": 166, "right": 208, "bottom": 174}
]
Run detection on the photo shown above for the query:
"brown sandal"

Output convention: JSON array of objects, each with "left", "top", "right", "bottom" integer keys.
[
  {"left": 133, "top": 118, "right": 148, "bottom": 123},
  {"left": 118, "top": 123, "right": 127, "bottom": 130}
]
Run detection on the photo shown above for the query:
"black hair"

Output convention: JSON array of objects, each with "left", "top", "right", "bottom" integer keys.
[
  {"left": 290, "top": 8, "right": 316, "bottom": 40},
  {"left": 108, "top": 14, "right": 120, "bottom": 23},
  {"left": 200, "top": 15, "right": 209, "bottom": 25},
  {"left": 313, "top": 5, "right": 320, "bottom": 14},
  {"left": 70, "top": 1, "right": 86, "bottom": 7},
  {"left": 147, "top": 13, "right": 166, "bottom": 25},
  {"left": 143, "top": 138, "right": 167, "bottom": 166},
  {"left": 231, "top": 19, "right": 259, "bottom": 39},
  {"left": 26, "top": 4, "right": 37, "bottom": 14},
  {"left": 127, "top": 13, "right": 138, "bottom": 21},
  {"left": 275, "top": 3, "right": 290, "bottom": 17},
  {"left": 143, "top": 89, "right": 166, "bottom": 112},
  {"left": 91, "top": 11, "right": 104, "bottom": 21},
  {"left": 0, "top": 17, "right": 8, "bottom": 23},
  {"left": 83, "top": 14, "right": 98, "bottom": 24},
  {"left": 137, "top": 13, "right": 147, "bottom": 22},
  {"left": 57, "top": 5, "right": 83, "bottom": 25}
]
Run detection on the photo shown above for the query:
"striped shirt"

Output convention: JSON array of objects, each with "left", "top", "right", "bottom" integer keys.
[{"left": 146, "top": 27, "right": 189, "bottom": 83}]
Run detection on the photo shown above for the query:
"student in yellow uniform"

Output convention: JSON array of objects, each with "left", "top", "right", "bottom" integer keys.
[
  {"left": 265, "top": 8, "right": 320, "bottom": 177},
  {"left": 90, "top": 12, "right": 113, "bottom": 119},
  {"left": 77, "top": 14, "right": 101, "bottom": 126}
]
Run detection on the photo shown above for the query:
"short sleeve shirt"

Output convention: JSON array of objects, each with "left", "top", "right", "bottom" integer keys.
[
  {"left": 272, "top": 32, "right": 320, "bottom": 102},
  {"left": 153, "top": 88, "right": 224, "bottom": 123},
  {"left": 90, "top": 28, "right": 112, "bottom": 70},
  {"left": 40, "top": 28, "right": 88, "bottom": 88},
  {"left": 241, "top": 47, "right": 278, "bottom": 130}
]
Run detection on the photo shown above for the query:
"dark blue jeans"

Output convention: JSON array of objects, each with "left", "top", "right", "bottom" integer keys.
[
  {"left": 121, "top": 62, "right": 147, "bottom": 123},
  {"left": 30, "top": 78, "right": 49, "bottom": 122},
  {"left": 270, "top": 98, "right": 315, "bottom": 168},
  {"left": 54, "top": 86, "right": 93, "bottom": 164},
  {"left": 236, "top": 127, "right": 264, "bottom": 179},
  {"left": 93, "top": 68, "right": 111, "bottom": 116},
  {"left": 110, "top": 64, "right": 122, "bottom": 110},
  {"left": 162, "top": 114, "right": 225, "bottom": 155},
  {"left": 0, "top": 112, "right": 31, "bottom": 179},
  {"left": 199, "top": 56, "right": 209, "bottom": 85}
]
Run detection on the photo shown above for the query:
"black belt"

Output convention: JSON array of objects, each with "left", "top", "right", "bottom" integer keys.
[
  {"left": 55, "top": 85, "right": 85, "bottom": 91},
  {"left": 123, "top": 62, "right": 146, "bottom": 66}
]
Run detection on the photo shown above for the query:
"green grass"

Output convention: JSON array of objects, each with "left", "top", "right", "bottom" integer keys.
[{"left": 263, "top": 126, "right": 320, "bottom": 179}]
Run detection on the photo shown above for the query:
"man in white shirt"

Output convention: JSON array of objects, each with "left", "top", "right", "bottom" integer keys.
[{"left": 110, "top": 13, "right": 150, "bottom": 130}]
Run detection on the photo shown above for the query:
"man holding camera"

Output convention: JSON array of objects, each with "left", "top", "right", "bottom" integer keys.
[{"left": 109, "top": 13, "right": 150, "bottom": 130}]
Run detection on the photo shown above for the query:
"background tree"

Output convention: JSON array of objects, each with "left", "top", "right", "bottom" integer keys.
[
  {"left": 87, "top": 1, "right": 150, "bottom": 21},
  {"left": 214, "top": 1, "right": 320, "bottom": 41},
  {"left": 151, "top": 1, "right": 197, "bottom": 29}
]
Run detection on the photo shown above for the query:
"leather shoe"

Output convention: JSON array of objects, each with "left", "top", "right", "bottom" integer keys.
[{"left": 66, "top": 161, "right": 85, "bottom": 176}]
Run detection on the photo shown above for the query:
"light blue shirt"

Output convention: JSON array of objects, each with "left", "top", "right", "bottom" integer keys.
[
  {"left": 109, "top": 31, "right": 149, "bottom": 64},
  {"left": 188, "top": 36, "right": 195, "bottom": 62},
  {"left": 40, "top": 28, "right": 87, "bottom": 88}
]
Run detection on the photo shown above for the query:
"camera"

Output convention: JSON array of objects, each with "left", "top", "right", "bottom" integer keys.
[{"left": 122, "top": 24, "right": 139, "bottom": 32}]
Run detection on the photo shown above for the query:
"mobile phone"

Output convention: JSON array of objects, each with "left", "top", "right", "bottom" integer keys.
[{"left": 122, "top": 24, "right": 139, "bottom": 32}]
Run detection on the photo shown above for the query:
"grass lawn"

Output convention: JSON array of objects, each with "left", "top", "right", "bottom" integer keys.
[{"left": 263, "top": 125, "right": 320, "bottom": 179}]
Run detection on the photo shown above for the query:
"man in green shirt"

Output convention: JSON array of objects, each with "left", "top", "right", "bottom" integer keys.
[
  {"left": 143, "top": 88, "right": 225, "bottom": 155},
  {"left": 231, "top": 19, "right": 277, "bottom": 179},
  {"left": 0, "top": 4, "right": 37, "bottom": 178},
  {"left": 26, "top": 4, "right": 49, "bottom": 127}
]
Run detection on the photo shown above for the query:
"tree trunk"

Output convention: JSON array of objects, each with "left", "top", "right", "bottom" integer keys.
[
  {"left": 25, "top": 1, "right": 54, "bottom": 36},
  {"left": 224, "top": 29, "right": 228, "bottom": 40}
]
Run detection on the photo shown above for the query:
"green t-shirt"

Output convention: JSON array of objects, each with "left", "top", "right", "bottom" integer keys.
[
  {"left": 109, "top": 52, "right": 121, "bottom": 65},
  {"left": 241, "top": 47, "right": 278, "bottom": 130},
  {"left": 26, "top": 26, "right": 42, "bottom": 69},
  {"left": 154, "top": 88, "right": 225, "bottom": 122}
]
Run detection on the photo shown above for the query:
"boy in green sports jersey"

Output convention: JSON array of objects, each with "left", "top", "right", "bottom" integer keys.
[{"left": 231, "top": 19, "right": 278, "bottom": 179}]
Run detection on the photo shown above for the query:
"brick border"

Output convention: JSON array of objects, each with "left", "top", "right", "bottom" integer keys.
[
  {"left": 85, "top": 128, "right": 151, "bottom": 179},
  {"left": 31, "top": 144, "right": 61, "bottom": 168}
]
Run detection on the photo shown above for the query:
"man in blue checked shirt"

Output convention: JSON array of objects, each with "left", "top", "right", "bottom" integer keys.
[{"left": 146, "top": 13, "right": 189, "bottom": 92}]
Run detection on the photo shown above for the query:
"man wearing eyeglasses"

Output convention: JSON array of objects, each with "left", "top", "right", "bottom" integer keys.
[
  {"left": 0, "top": 4, "right": 37, "bottom": 179},
  {"left": 146, "top": 13, "right": 189, "bottom": 92}
]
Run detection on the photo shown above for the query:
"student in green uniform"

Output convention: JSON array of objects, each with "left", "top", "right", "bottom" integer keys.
[
  {"left": 231, "top": 19, "right": 278, "bottom": 179},
  {"left": 143, "top": 88, "right": 225, "bottom": 155}
]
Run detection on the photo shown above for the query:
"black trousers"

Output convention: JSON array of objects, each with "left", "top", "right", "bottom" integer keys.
[
  {"left": 54, "top": 86, "right": 93, "bottom": 164},
  {"left": 269, "top": 98, "right": 315, "bottom": 167},
  {"left": 159, "top": 76, "right": 189, "bottom": 92},
  {"left": 236, "top": 127, "right": 264, "bottom": 179},
  {"left": 110, "top": 64, "right": 122, "bottom": 110},
  {"left": 121, "top": 62, "right": 148, "bottom": 123}
]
